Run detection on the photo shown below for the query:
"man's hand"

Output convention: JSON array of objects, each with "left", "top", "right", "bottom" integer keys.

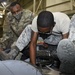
[{"left": 37, "top": 41, "right": 48, "bottom": 48}]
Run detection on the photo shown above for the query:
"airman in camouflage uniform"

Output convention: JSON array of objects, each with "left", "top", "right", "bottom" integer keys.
[{"left": 0, "top": 1, "right": 34, "bottom": 60}]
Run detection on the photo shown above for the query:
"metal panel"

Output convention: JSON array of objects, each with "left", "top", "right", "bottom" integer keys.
[
  {"left": 46, "top": 0, "right": 70, "bottom": 6},
  {"left": 46, "top": 2, "right": 71, "bottom": 12}
]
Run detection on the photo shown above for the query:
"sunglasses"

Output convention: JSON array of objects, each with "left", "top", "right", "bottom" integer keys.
[
  {"left": 39, "top": 31, "right": 52, "bottom": 35},
  {"left": 39, "top": 31, "right": 62, "bottom": 35}
]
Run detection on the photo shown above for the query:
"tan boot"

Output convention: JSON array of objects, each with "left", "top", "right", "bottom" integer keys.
[
  {"left": 0, "top": 51, "right": 10, "bottom": 60},
  {"left": 8, "top": 49, "right": 19, "bottom": 59},
  {"left": 15, "top": 52, "right": 23, "bottom": 60},
  {"left": 0, "top": 49, "right": 19, "bottom": 60}
]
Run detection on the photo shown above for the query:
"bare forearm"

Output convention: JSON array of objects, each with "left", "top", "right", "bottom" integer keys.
[{"left": 30, "top": 43, "right": 36, "bottom": 65}]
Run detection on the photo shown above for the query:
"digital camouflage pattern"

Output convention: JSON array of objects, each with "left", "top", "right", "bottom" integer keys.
[{"left": 0, "top": 9, "right": 34, "bottom": 50}]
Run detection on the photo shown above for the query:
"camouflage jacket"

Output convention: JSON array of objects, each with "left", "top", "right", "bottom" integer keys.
[
  {"left": 0, "top": 9, "right": 34, "bottom": 49},
  {"left": 3, "top": 9, "right": 34, "bottom": 41}
]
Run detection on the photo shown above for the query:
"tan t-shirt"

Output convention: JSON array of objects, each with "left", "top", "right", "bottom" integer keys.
[{"left": 31, "top": 12, "right": 70, "bottom": 34}]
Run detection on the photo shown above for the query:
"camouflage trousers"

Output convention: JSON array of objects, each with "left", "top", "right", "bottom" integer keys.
[
  {"left": 57, "top": 39, "right": 75, "bottom": 74},
  {"left": 0, "top": 25, "right": 32, "bottom": 60},
  {"left": 16, "top": 25, "right": 75, "bottom": 74},
  {"left": 16, "top": 25, "right": 31, "bottom": 51},
  {"left": 15, "top": 25, "right": 75, "bottom": 74}
]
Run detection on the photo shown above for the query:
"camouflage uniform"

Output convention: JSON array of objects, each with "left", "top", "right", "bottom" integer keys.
[{"left": 0, "top": 9, "right": 34, "bottom": 60}]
